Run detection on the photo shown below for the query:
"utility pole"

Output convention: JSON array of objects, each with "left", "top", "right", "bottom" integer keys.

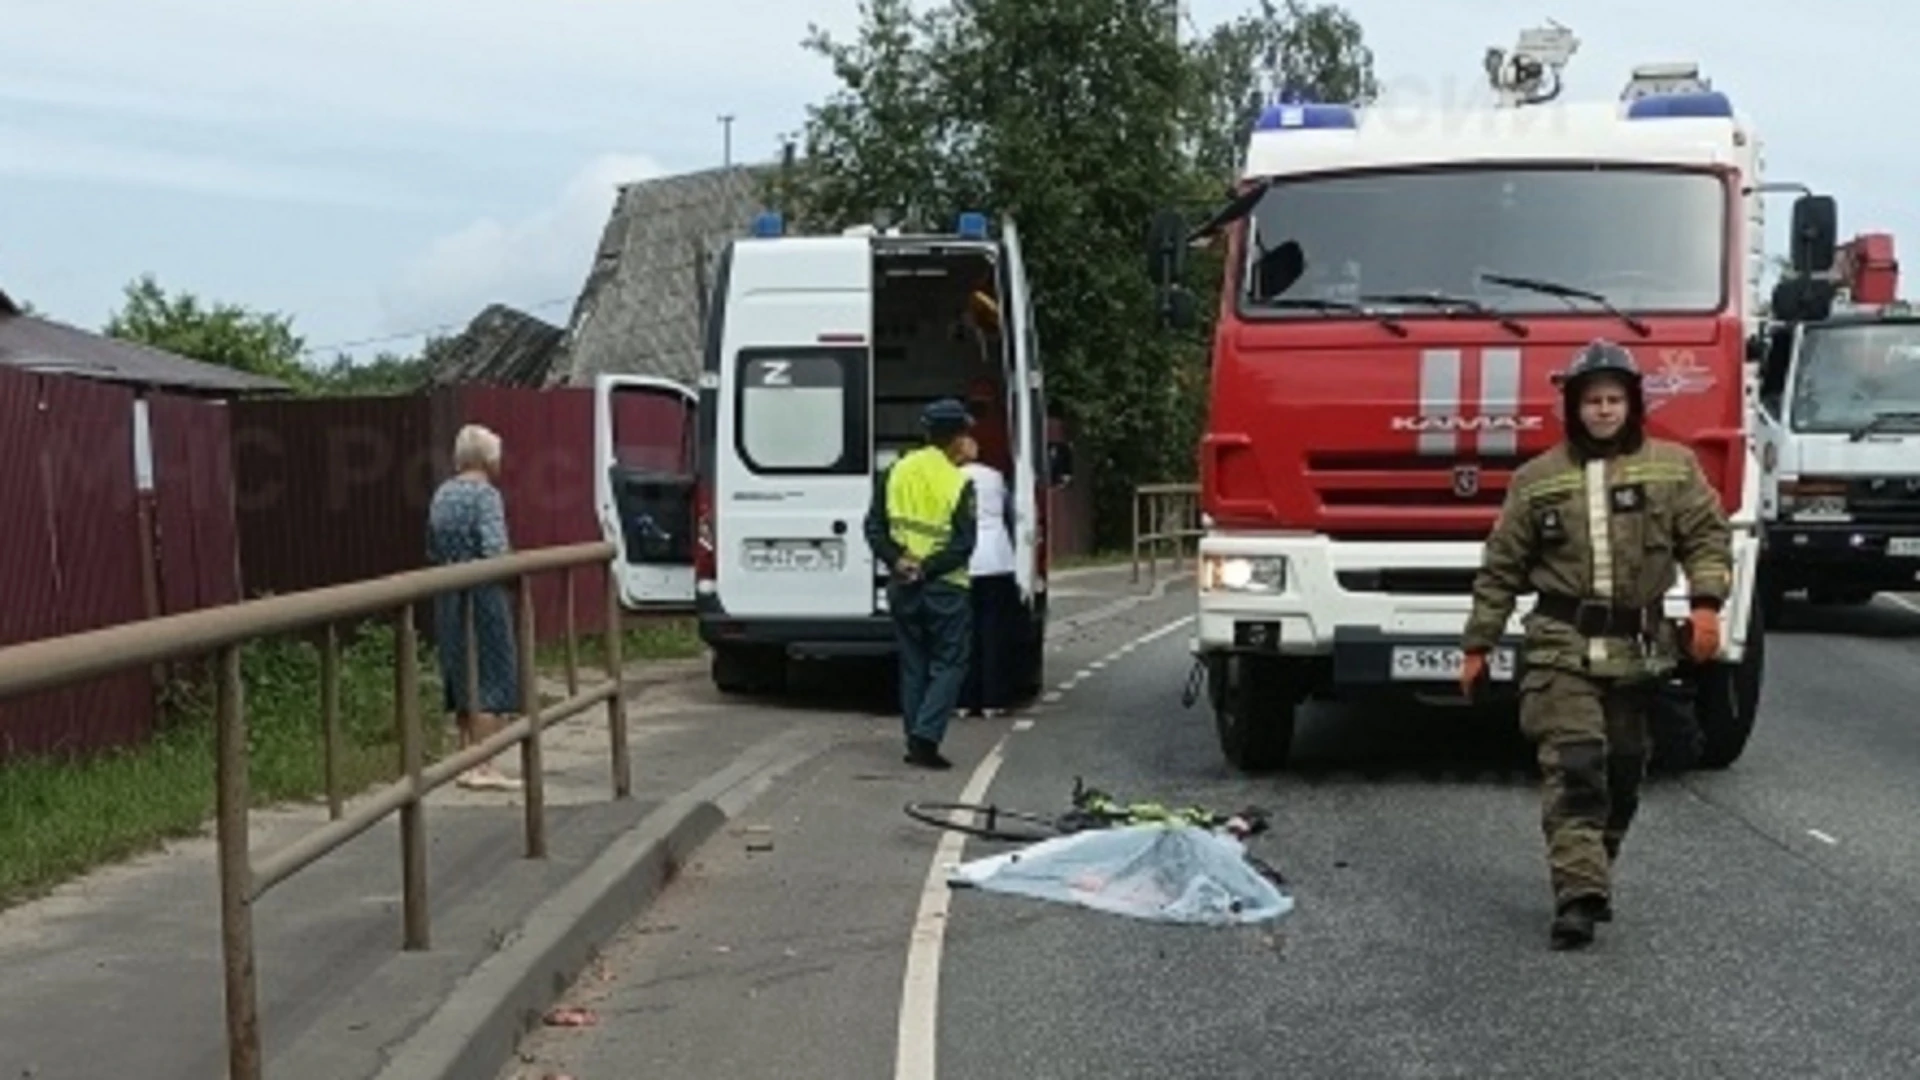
[{"left": 718, "top": 113, "right": 736, "bottom": 168}]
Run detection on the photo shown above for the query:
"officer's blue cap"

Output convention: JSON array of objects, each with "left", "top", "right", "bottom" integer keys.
[{"left": 919, "top": 397, "right": 973, "bottom": 429}]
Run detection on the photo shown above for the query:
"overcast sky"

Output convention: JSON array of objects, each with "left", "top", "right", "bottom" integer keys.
[{"left": 0, "top": 0, "right": 1909, "bottom": 365}]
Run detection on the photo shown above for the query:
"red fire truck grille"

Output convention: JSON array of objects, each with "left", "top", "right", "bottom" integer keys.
[{"left": 1306, "top": 450, "right": 1523, "bottom": 509}]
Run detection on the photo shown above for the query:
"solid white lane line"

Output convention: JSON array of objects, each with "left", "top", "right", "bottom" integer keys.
[
  {"left": 895, "top": 734, "right": 1010, "bottom": 1080},
  {"left": 1808, "top": 828, "right": 1838, "bottom": 845}
]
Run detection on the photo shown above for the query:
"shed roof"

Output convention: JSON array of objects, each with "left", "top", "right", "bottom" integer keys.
[{"left": 0, "top": 289, "right": 291, "bottom": 395}]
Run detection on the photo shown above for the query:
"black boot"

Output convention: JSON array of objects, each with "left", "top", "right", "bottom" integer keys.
[
  {"left": 1550, "top": 896, "right": 1605, "bottom": 950},
  {"left": 904, "top": 736, "right": 952, "bottom": 770}
]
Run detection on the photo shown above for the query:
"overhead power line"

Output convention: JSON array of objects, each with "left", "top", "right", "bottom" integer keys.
[{"left": 300, "top": 294, "right": 576, "bottom": 358}]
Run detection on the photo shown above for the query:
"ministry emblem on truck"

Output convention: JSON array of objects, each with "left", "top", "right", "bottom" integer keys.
[{"left": 1452, "top": 464, "right": 1481, "bottom": 498}]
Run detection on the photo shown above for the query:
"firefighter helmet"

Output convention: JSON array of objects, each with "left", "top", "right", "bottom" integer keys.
[{"left": 1551, "top": 339, "right": 1642, "bottom": 389}]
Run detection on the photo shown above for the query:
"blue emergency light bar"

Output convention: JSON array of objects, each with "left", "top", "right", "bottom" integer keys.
[
  {"left": 751, "top": 211, "right": 784, "bottom": 237},
  {"left": 1253, "top": 102, "right": 1358, "bottom": 131},
  {"left": 956, "top": 211, "right": 989, "bottom": 239},
  {"left": 1625, "top": 90, "right": 1734, "bottom": 119}
]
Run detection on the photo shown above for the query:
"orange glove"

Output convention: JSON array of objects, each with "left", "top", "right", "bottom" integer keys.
[
  {"left": 1459, "top": 651, "right": 1489, "bottom": 698},
  {"left": 1687, "top": 606, "right": 1721, "bottom": 663}
]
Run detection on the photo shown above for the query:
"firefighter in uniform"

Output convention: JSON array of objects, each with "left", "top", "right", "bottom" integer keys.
[
  {"left": 1460, "top": 339, "right": 1732, "bottom": 950},
  {"left": 865, "top": 398, "right": 978, "bottom": 770}
]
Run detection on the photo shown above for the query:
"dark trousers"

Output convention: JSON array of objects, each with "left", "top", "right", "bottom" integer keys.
[
  {"left": 891, "top": 579, "right": 971, "bottom": 746},
  {"left": 960, "top": 573, "right": 1021, "bottom": 712},
  {"left": 1518, "top": 667, "right": 1653, "bottom": 907}
]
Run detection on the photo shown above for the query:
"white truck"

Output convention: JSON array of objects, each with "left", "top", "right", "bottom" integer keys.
[
  {"left": 594, "top": 210, "right": 1073, "bottom": 696},
  {"left": 1750, "top": 219, "right": 1916, "bottom": 620}
]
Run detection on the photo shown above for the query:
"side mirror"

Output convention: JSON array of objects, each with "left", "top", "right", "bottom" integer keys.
[
  {"left": 1251, "top": 240, "right": 1306, "bottom": 301},
  {"left": 1790, "top": 194, "right": 1838, "bottom": 273},
  {"left": 1157, "top": 285, "right": 1197, "bottom": 331},
  {"left": 1046, "top": 441, "right": 1074, "bottom": 488},
  {"left": 1745, "top": 334, "right": 1766, "bottom": 364},
  {"left": 1147, "top": 210, "right": 1188, "bottom": 285}
]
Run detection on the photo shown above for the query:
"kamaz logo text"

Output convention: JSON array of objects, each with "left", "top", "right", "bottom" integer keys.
[
  {"left": 1391, "top": 415, "right": 1543, "bottom": 432},
  {"left": 1412, "top": 347, "right": 1524, "bottom": 456}
]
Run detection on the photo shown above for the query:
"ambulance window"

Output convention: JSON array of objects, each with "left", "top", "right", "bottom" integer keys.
[{"left": 734, "top": 349, "right": 869, "bottom": 474}]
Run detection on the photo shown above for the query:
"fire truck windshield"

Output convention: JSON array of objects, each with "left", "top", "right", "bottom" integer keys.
[
  {"left": 1239, "top": 165, "right": 1727, "bottom": 319},
  {"left": 1790, "top": 322, "right": 1920, "bottom": 436}
]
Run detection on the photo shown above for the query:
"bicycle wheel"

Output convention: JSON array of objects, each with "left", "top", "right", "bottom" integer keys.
[{"left": 903, "top": 800, "right": 1062, "bottom": 843}]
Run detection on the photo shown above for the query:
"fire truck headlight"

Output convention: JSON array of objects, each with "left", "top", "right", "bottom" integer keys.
[{"left": 1202, "top": 555, "right": 1285, "bottom": 593}]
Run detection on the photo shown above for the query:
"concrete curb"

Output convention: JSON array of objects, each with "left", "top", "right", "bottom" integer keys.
[{"left": 368, "top": 726, "right": 834, "bottom": 1080}]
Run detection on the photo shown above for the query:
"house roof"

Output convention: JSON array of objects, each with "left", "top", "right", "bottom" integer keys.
[
  {"left": 427, "top": 303, "right": 567, "bottom": 387},
  {"left": 551, "top": 161, "right": 778, "bottom": 387},
  {"left": 0, "top": 289, "right": 292, "bottom": 395}
]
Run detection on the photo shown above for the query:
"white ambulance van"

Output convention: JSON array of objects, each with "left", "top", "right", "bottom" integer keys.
[{"left": 594, "top": 210, "right": 1073, "bottom": 697}]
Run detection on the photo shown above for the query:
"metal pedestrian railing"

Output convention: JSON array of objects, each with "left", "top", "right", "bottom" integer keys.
[
  {"left": 1131, "top": 482, "right": 1201, "bottom": 584},
  {"left": 0, "top": 541, "right": 628, "bottom": 1080}
]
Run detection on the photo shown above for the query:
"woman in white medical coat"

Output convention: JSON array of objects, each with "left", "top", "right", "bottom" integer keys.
[{"left": 957, "top": 435, "right": 1020, "bottom": 717}]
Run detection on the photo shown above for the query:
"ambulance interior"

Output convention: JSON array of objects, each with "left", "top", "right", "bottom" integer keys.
[{"left": 871, "top": 246, "right": 1015, "bottom": 477}]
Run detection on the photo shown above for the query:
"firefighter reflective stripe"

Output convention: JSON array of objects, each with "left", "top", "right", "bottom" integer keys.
[
  {"left": 1621, "top": 461, "right": 1693, "bottom": 484},
  {"left": 1583, "top": 459, "right": 1613, "bottom": 665},
  {"left": 1519, "top": 469, "right": 1583, "bottom": 502},
  {"left": 887, "top": 446, "right": 969, "bottom": 587}
]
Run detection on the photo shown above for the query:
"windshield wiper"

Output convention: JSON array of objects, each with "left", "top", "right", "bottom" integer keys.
[
  {"left": 1477, "top": 272, "right": 1650, "bottom": 337},
  {"left": 1848, "top": 410, "right": 1920, "bottom": 442},
  {"left": 1358, "top": 292, "right": 1528, "bottom": 337},
  {"left": 1259, "top": 297, "right": 1408, "bottom": 337}
]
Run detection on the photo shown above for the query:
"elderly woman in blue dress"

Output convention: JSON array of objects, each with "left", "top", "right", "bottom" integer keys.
[{"left": 428, "top": 423, "right": 523, "bottom": 791}]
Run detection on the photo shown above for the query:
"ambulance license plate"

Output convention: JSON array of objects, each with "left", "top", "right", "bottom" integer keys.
[
  {"left": 744, "top": 539, "right": 844, "bottom": 572},
  {"left": 1389, "top": 645, "right": 1515, "bottom": 682},
  {"left": 1890, "top": 537, "right": 1920, "bottom": 557}
]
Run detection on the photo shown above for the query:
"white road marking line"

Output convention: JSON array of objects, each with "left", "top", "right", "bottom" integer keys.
[
  {"left": 1041, "top": 692, "right": 1062, "bottom": 704},
  {"left": 1883, "top": 594, "right": 1920, "bottom": 616},
  {"left": 1012, "top": 718, "right": 1035, "bottom": 731},
  {"left": 895, "top": 734, "right": 1010, "bottom": 1080},
  {"left": 1808, "top": 828, "right": 1838, "bottom": 845}
]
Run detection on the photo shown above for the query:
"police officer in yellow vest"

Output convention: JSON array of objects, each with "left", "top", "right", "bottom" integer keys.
[{"left": 865, "top": 398, "right": 979, "bottom": 770}]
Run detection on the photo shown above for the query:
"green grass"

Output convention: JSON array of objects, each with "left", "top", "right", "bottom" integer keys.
[{"left": 0, "top": 614, "right": 701, "bottom": 909}]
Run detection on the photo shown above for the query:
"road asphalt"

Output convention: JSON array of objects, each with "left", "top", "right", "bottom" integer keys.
[{"left": 502, "top": 584, "right": 1920, "bottom": 1080}]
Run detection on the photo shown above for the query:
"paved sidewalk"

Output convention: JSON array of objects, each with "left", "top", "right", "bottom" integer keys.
[{"left": 0, "top": 657, "right": 843, "bottom": 1080}]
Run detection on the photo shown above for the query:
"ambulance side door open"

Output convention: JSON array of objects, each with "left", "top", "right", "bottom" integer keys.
[{"left": 593, "top": 374, "right": 699, "bottom": 611}]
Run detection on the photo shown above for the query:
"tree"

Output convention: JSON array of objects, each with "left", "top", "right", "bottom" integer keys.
[
  {"left": 102, "top": 275, "right": 439, "bottom": 396},
  {"left": 106, "top": 274, "right": 312, "bottom": 389},
  {"left": 767, "top": 0, "right": 1376, "bottom": 543}
]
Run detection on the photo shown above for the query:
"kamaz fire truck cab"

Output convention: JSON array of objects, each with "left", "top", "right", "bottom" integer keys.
[
  {"left": 1152, "top": 25, "right": 1767, "bottom": 772},
  {"left": 1751, "top": 213, "right": 1918, "bottom": 618}
]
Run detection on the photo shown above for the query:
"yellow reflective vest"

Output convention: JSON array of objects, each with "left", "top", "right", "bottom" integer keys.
[{"left": 886, "top": 446, "right": 970, "bottom": 588}]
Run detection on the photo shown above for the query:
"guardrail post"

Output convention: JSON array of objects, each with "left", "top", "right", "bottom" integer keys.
[
  {"left": 605, "top": 569, "right": 631, "bottom": 799},
  {"left": 517, "top": 576, "right": 547, "bottom": 858},
  {"left": 396, "top": 606, "right": 429, "bottom": 951},
  {"left": 321, "top": 622, "right": 343, "bottom": 821},
  {"left": 214, "top": 642, "right": 263, "bottom": 1080},
  {"left": 563, "top": 566, "right": 580, "bottom": 697},
  {"left": 1131, "top": 487, "right": 1142, "bottom": 584}
]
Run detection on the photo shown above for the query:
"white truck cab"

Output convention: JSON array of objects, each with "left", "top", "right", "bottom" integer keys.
[
  {"left": 1753, "top": 297, "right": 1920, "bottom": 615},
  {"left": 595, "top": 209, "right": 1073, "bottom": 697}
]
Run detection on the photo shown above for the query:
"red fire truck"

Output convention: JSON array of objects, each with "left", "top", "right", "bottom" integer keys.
[{"left": 1152, "top": 26, "right": 1769, "bottom": 771}]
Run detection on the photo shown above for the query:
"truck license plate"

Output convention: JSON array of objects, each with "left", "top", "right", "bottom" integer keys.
[
  {"left": 1389, "top": 645, "right": 1515, "bottom": 682},
  {"left": 1891, "top": 537, "right": 1920, "bottom": 557},
  {"left": 744, "top": 539, "right": 844, "bottom": 572}
]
